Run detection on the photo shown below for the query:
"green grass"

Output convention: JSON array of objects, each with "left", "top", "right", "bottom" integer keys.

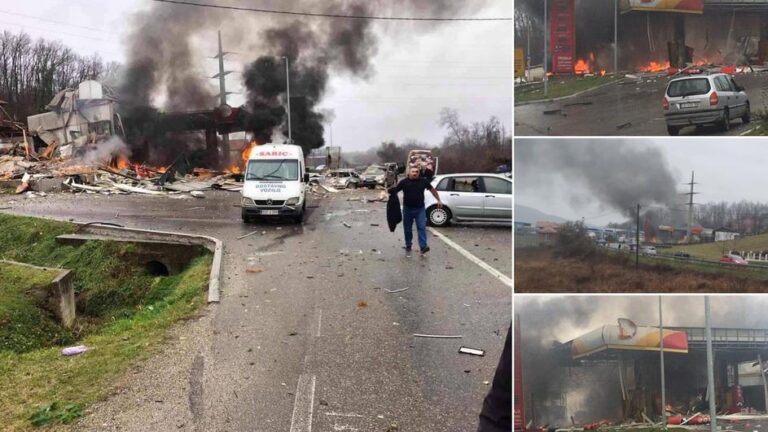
[
  {"left": 667, "top": 233, "right": 768, "bottom": 261},
  {"left": 744, "top": 109, "right": 768, "bottom": 135},
  {"left": 515, "top": 75, "right": 622, "bottom": 103},
  {"left": 0, "top": 214, "right": 212, "bottom": 430},
  {"left": 0, "top": 263, "right": 67, "bottom": 353}
]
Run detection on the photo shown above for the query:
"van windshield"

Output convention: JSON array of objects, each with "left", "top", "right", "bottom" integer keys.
[{"left": 246, "top": 159, "right": 299, "bottom": 181}]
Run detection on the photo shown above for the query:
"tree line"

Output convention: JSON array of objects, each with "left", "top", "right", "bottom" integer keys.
[
  {"left": 366, "top": 108, "right": 511, "bottom": 174},
  {"left": 0, "top": 30, "right": 119, "bottom": 121}
]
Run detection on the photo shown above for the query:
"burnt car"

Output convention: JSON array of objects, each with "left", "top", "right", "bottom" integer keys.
[{"left": 360, "top": 164, "right": 397, "bottom": 189}]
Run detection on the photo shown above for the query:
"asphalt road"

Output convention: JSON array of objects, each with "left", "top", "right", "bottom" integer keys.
[
  {"left": 0, "top": 187, "right": 511, "bottom": 431},
  {"left": 515, "top": 72, "right": 768, "bottom": 136}
]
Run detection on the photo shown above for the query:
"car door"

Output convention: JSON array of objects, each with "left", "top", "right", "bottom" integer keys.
[
  {"left": 715, "top": 76, "right": 736, "bottom": 117},
  {"left": 443, "top": 176, "right": 484, "bottom": 219},
  {"left": 480, "top": 176, "right": 512, "bottom": 220},
  {"left": 728, "top": 76, "right": 747, "bottom": 116}
]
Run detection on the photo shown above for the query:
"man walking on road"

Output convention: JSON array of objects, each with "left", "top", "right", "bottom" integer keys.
[{"left": 388, "top": 166, "right": 443, "bottom": 254}]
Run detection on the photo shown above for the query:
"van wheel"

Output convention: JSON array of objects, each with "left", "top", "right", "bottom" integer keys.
[
  {"left": 667, "top": 125, "right": 680, "bottom": 136},
  {"left": 427, "top": 205, "right": 451, "bottom": 227},
  {"left": 743, "top": 103, "right": 751, "bottom": 124},
  {"left": 721, "top": 108, "right": 730, "bottom": 132},
  {"left": 293, "top": 203, "right": 306, "bottom": 224}
]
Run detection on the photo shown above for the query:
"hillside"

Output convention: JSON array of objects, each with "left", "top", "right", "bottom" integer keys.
[{"left": 671, "top": 233, "right": 768, "bottom": 261}]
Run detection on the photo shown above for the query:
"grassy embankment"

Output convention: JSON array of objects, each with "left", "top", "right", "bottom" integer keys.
[
  {"left": 0, "top": 214, "right": 211, "bottom": 430},
  {"left": 673, "top": 232, "right": 768, "bottom": 261},
  {"left": 515, "top": 75, "right": 622, "bottom": 103}
]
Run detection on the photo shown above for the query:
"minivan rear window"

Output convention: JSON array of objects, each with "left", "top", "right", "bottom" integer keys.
[{"left": 667, "top": 78, "right": 711, "bottom": 97}]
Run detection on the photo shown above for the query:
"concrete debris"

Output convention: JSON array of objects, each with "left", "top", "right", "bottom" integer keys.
[
  {"left": 342, "top": 222, "right": 352, "bottom": 228},
  {"left": 384, "top": 287, "right": 409, "bottom": 293},
  {"left": 458, "top": 346, "right": 485, "bottom": 356},
  {"left": 413, "top": 333, "right": 463, "bottom": 339},
  {"left": 190, "top": 190, "right": 205, "bottom": 198}
]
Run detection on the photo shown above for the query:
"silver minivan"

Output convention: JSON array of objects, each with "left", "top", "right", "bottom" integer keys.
[
  {"left": 424, "top": 173, "right": 512, "bottom": 227},
  {"left": 663, "top": 73, "right": 750, "bottom": 135}
]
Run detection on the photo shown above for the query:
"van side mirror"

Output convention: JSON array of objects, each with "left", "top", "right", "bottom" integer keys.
[{"left": 303, "top": 173, "right": 310, "bottom": 183}]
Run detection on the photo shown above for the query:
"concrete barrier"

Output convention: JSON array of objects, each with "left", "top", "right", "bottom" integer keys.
[{"left": 1, "top": 260, "right": 76, "bottom": 328}]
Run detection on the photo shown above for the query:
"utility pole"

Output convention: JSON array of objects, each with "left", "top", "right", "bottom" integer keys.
[
  {"left": 659, "top": 296, "right": 667, "bottom": 429},
  {"left": 212, "top": 30, "right": 234, "bottom": 166},
  {"left": 759, "top": 353, "right": 768, "bottom": 412},
  {"left": 543, "top": 0, "right": 548, "bottom": 97},
  {"left": 614, "top": 0, "right": 619, "bottom": 76},
  {"left": 683, "top": 171, "right": 699, "bottom": 244},
  {"left": 282, "top": 56, "right": 292, "bottom": 143},
  {"left": 705, "top": 296, "right": 717, "bottom": 432},
  {"left": 636, "top": 203, "right": 641, "bottom": 269}
]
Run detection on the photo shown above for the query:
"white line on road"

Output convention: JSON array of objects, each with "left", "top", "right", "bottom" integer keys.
[
  {"left": 428, "top": 227, "right": 512, "bottom": 288},
  {"left": 324, "top": 412, "right": 365, "bottom": 418},
  {"left": 316, "top": 308, "right": 322, "bottom": 337},
  {"left": 289, "top": 374, "right": 316, "bottom": 432}
]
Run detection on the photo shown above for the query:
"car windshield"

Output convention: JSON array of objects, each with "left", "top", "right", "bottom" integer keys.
[
  {"left": 667, "top": 78, "right": 711, "bottom": 97},
  {"left": 246, "top": 159, "right": 298, "bottom": 181}
]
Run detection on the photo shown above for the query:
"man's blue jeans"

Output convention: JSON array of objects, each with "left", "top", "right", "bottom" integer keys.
[{"left": 403, "top": 206, "right": 427, "bottom": 249}]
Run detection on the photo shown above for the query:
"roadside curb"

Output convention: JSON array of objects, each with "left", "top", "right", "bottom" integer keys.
[
  {"left": 514, "top": 77, "right": 628, "bottom": 107},
  {"left": 75, "top": 224, "right": 224, "bottom": 303}
]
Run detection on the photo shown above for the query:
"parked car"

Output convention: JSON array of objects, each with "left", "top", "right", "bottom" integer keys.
[
  {"left": 328, "top": 169, "right": 360, "bottom": 189},
  {"left": 720, "top": 254, "right": 748, "bottom": 265},
  {"left": 663, "top": 73, "right": 750, "bottom": 136},
  {"left": 674, "top": 251, "right": 691, "bottom": 259},
  {"left": 360, "top": 164, "right": 397, "bottom": 189},
  {"left": 641, "top": 245, "right": 657, "bottom": 256},
  {"left": 424, "top": 173, "right": 511, "bottom": 227},
  {"left": 307, "top": 173, "right": 323, "bottom": 184}
]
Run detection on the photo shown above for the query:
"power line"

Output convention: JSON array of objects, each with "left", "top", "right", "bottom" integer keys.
[
  {"left": 151, "top": 0, "right": 513, "bottom": 21},
  {"left": 0, "top": 9, "right": 112, "bottom": 34}
]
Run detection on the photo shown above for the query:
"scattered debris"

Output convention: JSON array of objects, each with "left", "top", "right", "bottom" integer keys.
[
  {"left": 342, "top": 222, "right": 352, "bottom": 228},
  {"left": 616, "top": 121, "right": 633, "bottom": 130},
  {"left": 288, "top": 331, "right": 298, "bottom": 336},
  {"left": 413, "top": 334, "right": 462, "bottom": 339},
  {"left": 458, "top": 347, "right": 485, "bottom": 356},
  {"left": 237, "top": 230, "right": 261, "bottom": 240},
  {"left": 370, "top": 223, "right": 379, "bottom": 227},
  {"left": 245, "top": 267, "right": 264, "bottom": 274},
  {"left": 357, "top": 300, "right": 368, "bottom": 308},
  {"left": 384, "top": 287, "right": 409, "bottom": 294},
  {"left": 62, "top": 345, "right": 88, "bottom": 356},
  {"left": 543, "top": 109, "right": 563, "bottom": 115},
  {"left": 190, "top": 190, "right": 205, "bottom": 198},
  {"left": 562, "top": 101, "right": 593, "bottom": 107}
]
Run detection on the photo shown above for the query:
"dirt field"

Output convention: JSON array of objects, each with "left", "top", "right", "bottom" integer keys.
[{"left": 515, "top": 248, "right": 768, "bottom": 293}]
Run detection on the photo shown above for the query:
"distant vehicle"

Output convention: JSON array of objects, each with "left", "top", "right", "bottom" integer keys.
[
  {"left": 307, "top": 173, "right": 323, "bottom": 184},
  {"left": 424, "top": 173, "right": 511, "bottom": 227},
  {"left": 405, "top": 149, "right": 438, "bottom": 178},
  {"left": 720, "top": 254, "right": 748, "bottom": 265},
  {"left": 663, "top": 73, "right": 750, "bottom": 136},
  {"left": 641, "top": 246, "right": 657, "bottom": 256},
  {"left": 240, "top": 143, "right": 308, "bottom": 224},
  {"left": 360, "top": 164, "right": 397, "bottom": 189},
  {"left": 674, "top": 251, "right": 691, "bottom": 259},
  {"left": 328, "top": 169, "right": 360, "bottom": 189}
]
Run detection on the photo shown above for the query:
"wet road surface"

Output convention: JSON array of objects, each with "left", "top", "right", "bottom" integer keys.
[
  {"left": 0, "top": 188, "right": 511, "bottom": 431},
  {"left": 515, "top": 72, "right": 768, "bottom": 136}
]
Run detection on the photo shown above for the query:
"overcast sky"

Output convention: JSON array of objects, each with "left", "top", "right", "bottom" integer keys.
[
  {"left": 516, "top": 137, "right": 768, "bottom": 226},
  {"left": 1, "top": 0, "right": 512, "bottom": 152}
]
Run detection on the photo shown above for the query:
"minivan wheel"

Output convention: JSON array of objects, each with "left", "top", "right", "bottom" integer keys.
[
  {"left": 667, "top": 125, "right": 680, "bottom": 136},
  {"left": 721, "top": 108, "right": 730, "bottom": 131},
  {"left": 743, "top": 103, "right": 751, "bottom": 124},
  {"left": 427, "top": 206, "right": 451, "bottom": 227}
]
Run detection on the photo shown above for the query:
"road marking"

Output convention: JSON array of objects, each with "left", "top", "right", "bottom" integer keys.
[
  {"left": 741, "top": 125, "right": 760, "bottom": 135},
  {"left": 324, "top": 412, "right": 364, "bottom": 418},
  {"left": 427, "top": 227, "right": 512, "bottom": 288},
  {"left": 316, "top": 309, "right": 322, "bottom": 337},
  {"left": 289, "top": 374, "right": 316, "bottom": 432}
]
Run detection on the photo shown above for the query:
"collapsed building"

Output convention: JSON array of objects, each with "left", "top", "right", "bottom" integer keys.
[{"left": 518, "top": 319, "right": 768, "bottom": 429}]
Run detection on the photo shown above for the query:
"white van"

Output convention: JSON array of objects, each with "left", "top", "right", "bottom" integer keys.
[{"left": 240, "top": 143, "right": 308, "bottom": 224}]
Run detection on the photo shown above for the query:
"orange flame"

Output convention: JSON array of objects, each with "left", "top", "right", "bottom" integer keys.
[
  {"left": 114, "top": 155, "right": 131, "bottom": 170},
  {"left": 574, "top": 59, "right": 590, "bottom": 75},
  {"left": 638, "top": 60, "right": 670, "bottom": 73},
  {"left": 226, "top": 165, "right": 241, "bottom": 174},
  {"left": 241, "top": 141, "right": 259, "bottom": 162}
]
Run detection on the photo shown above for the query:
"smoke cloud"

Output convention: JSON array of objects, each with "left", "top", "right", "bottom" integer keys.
[
  {"left": 516, "top": 138, "right": 681, "bottom": 219},
  {"left": 117, "top": 0, "right": 489, "bottom": 162}
]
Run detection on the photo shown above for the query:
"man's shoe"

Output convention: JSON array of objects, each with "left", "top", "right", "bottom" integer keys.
[
  {"left": 403, "top": 246, "right": 412, "bottom": 252},
  {"left": 420, "top": 246, "right": 430, "bottom": 254}
]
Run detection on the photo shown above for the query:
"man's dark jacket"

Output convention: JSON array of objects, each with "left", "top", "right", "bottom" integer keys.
[
  {"left": 478, "top": 324, "right": 512, "bottom": 432},
  {"left": 387, "top": 192, "right": 402, "bottom": 232}
]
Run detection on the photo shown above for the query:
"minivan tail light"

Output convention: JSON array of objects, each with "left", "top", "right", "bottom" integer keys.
[
  {"left": 662, "top": 97, "right": 669, "bottom": 110},
  {"left": 709, "top": 92, "right": 719, "bottom": 106}
]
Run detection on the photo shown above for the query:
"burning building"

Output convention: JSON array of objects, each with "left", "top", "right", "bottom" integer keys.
[
  {"left": 540, "top": 0, "right": 768, "bottom": 75},
  {"left": 517, "top": 317, "right": 768, "bottom": 429}
]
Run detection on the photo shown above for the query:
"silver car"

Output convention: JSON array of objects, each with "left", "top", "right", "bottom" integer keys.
[
  {"left": 663, "top": 73, "right": 750, "bottom": 135},
  {"left": 424, "top": 173, "right": 512, "bottom": 227}
]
